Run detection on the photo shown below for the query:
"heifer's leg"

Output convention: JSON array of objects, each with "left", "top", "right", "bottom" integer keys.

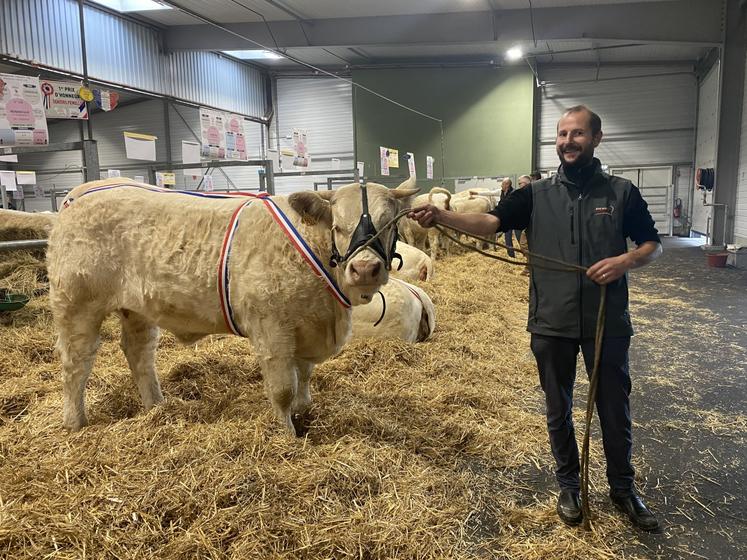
[
  {"left": 57, "top": 309, "right": 105, "bottom": 431},
  {"left": 427, "top": 229, "right": 440, "bottom": 261},
  {"left": 119, "top": 310, "right": 163, "bottom": 410},
  {"left": 292, "top": 358, "right": 315, "bottom": 417}
]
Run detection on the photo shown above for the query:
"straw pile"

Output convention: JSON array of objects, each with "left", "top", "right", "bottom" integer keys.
[{"left": 0, "top": 248, "right": 652, "bottom": 559}]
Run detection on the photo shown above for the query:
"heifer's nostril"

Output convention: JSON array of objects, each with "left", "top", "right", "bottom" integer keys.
[{"left": 371, "top": 261, "right": 382, "bottom": 277}]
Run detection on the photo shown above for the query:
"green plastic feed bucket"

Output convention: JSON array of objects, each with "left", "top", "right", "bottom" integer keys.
[{"left": 0, "top": 293, "right": 30, "bottom": 312}]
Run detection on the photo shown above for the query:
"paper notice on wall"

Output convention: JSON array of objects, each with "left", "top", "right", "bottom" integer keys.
[
  {"left": 387, "top": 148, "right": 399, "bottom": 168},
  {"left": 40, "top": 80, "right": 88, "bottom": 119},
  {"left": 357, "top": 161, "right": 365, "bottom": 179},
  {"left": 426, "top": 155, "right": 434, "bottom": 180},
  {"left": 380, "top": 147, "right": 389, "bottom": 176},
  {"left": 156, "top": 172, "right": 175, "bottom": 188},
  {"left": 0, "top": 170, "right": 17, "bottom": 191},
  {"left": 199, "top": 108, "right": 249, "bottom": 161},
  {"left": 407, "top": 152, "right": 416, "bottom": 179},
  {"left": 0, "top": 73, "right": 49, "bottom": 148},
  {"left": 203, "top": 175, "right": 214, "bottom": 192},
  {"left": 133, "top": 175, "right": 145, "bottom": 183},
  {"left": 124, "top": 132, "right": 157, "bottom": 161},
  {"left": 107, "top": 169, "right": 121, "bottom": 178},
  {"left": 182, "top": 141, "right": 201, "bottom": 164},
  {"left": 0, "top": 154, "right": 18, "bottom": 162},
  {"left": 15, "top": 171, "right": 36, "bottom": 185},
  {"left": 292, "top": 129, "right": 308, "bottom": 158}
]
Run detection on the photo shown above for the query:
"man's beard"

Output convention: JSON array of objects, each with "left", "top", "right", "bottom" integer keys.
[{"left": 557, "top": 145, "right": 594, "bottom": 170}]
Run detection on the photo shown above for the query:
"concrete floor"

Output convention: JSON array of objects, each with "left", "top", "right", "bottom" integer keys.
[{"left": 627, "top": 237, "right": 746, "bottom": 559}]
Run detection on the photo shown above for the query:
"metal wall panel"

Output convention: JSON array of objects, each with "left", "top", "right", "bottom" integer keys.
[
  {"left": 537, "top": 65, "right": 697, "bottom": 171},
  {"left": 273, "top": 77, "right": 354, "bottom": 194},
  {"left": 168, "top": 103, "right": 263, "bottom": 191},
  {"left": 84, "top": 5, "right": 166, "bottom": 94},
  {"left": 736, "top": 54, "right": 747, "bottom": 245},
  {"left": 692, "top": 61, "right": 720, "bottom": 236},
  {"left": 169, "top": 52, "right": 267, "bottom": 119},
  {"left": 1, "top": 0, "right": 82, "bottom": 74}
]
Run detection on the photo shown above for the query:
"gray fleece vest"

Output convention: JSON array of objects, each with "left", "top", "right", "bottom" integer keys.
[{"left": 526, "top": 170, "right": 634, "bottom": 339}]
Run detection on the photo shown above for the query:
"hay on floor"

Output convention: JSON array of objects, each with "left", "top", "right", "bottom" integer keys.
[{"left": 0, "top": 249, "right": 651, "bottom": 559}]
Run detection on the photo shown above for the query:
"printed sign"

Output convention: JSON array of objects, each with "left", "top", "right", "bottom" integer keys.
[
  {"left": 199, "top": 107, "right": 248, "bottom": 161},
  {"left": 387, "top": 148, "right": 399, "bottom": 168},
  {"left": 40, "top": 80, "right": 88, "bottom": 119},
  {"left": 426, "top": 155, "right": 434, "bottom": 180},
  {"left": 407, "top": 152, "right": 416, "bottom": 179},
  {"left": 0, "top": 74, "right": 49, "bottom": 147},
  {"left": 380, "top": 147, "right": 389, "bottom": 176}
]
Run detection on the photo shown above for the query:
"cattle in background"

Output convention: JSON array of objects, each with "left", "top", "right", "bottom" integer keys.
[
  {"left": 351, "top": 278, "right": 435, "bottom": 343},
  {"left": 400, "top": 187, "right": 452, "bottom": 260},
  {"left": 47, "top": 177, "right": 418, "bottom": 436},
  {"left": 391, "top": 241, "right": 434, "bottom": 282}
]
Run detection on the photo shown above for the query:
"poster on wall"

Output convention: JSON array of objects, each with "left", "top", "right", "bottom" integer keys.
[
  {"left": 0, "top": 74, "right": 49, "bottom": 147},
  {"left": 124, "top": 132, "right": 157, "bottom": 161},
  {"left": 426, "top": 156, "right": 434, "bottom": 180},
  {"left": 40, "top": 80, "right": 88, "bottom": 119},
  {"left": 291, "top": 128, "right": 309, "bottom": 167},
  {"left": 407, "top": 152, "right": 416, "bottom": 179},
  {"left": 380, "top": 147, "right": 390, "bottom": 176},
  {"left": 387, "top": 148, "right": 399, "bottom": 168},
  {"left": 199, "top": 108, "right": 248, "bottom": 161}
]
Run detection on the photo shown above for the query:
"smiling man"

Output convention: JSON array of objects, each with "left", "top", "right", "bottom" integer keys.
[{"left": 409, "top": 105, "right": 663, "bottom": 531}]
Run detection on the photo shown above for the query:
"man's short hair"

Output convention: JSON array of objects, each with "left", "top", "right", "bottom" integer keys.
[
  {"left": 562, "top": 105, "right": 602, "bottom": 136},
  {"left": 519, "top": 175, "right": 531, "bottom": 182},
  {"left": 530, "top": 170, "right": 542, "bottom": 180},
  {"left": 502, "top": 177, "right": 512, "bottom": 186}
]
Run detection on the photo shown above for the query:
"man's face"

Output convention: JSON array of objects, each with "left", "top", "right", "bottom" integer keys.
[
  {"left": 518, "top": 176, "right": 531, "bottom": 189},
  {"left": 556, "top": 111, "right": 602, "bottom": 169},
  {"left": 501, "top": 179, "right": 511, "bottom": 192}
]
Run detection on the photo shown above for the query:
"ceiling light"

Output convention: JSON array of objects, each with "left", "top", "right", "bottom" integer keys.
[
  {"left": 505, "top": 47, "right": 523, "bottom": 61},
  {"left": 222, "top": 50, "right": 284, "bottom": 60}
]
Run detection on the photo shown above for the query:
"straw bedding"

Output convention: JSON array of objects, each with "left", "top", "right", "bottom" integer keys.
[{"left": 0, "top": 245, "right": 655, "bottom": 559}]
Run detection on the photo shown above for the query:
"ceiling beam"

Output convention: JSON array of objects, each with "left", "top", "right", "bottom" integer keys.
[{"left": 162, "top": 0, "right": 722, "bottom": 51}]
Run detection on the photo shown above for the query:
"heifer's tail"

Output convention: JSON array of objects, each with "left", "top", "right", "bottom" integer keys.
[{"left": 0, "top": 209, "right": 57, "bottom": 242}]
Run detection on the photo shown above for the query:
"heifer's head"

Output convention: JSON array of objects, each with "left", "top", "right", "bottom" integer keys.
[{"left": 289, "top": 178, "right": 419, "bottom": 304}]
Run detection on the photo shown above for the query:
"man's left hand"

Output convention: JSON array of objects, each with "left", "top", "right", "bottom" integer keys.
[{"left": 587, "top": 254, "right": 631, "bottom": 285}]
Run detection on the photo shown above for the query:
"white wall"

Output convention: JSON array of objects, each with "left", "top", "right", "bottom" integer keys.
[
  {"left": 537, "top": 65, "right": 697, "bottom": 170},
  {"left": 271, "top": 77, "right": 354, "bottom": 195},
  {"left": 692, "top": 61, "right": 720, "bottom": 236}
]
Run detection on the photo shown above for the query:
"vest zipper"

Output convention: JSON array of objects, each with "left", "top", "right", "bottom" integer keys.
[{"left": 577, "top": 193, "right": 583, "bottom": 337}]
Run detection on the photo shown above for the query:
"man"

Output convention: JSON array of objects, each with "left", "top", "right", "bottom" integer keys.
[
  {"left": 530, "top": 170, "right": 543, "bottom": 181},
  {"left": 499, "top": 177, "right": 517, "bottom": 258},
  {"left": 409, "top": 105, "right": 662, "bottom": 531},
  {"left": 515, "top": 175, "right": 532, "bottom": 273},
  {"left": 518, "top": 174, "right": 532, "bottom": 189}
]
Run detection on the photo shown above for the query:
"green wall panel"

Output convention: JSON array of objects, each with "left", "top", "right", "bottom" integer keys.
[{"left": 353, "top": 67, "right": 534, "bottom": 189}]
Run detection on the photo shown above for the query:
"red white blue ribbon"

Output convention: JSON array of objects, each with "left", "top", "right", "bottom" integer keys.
[{"left": 64, "top": 183, "right": 351, "bottom": 337}]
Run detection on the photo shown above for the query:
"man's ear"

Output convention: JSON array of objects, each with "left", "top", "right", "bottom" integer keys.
[
  {"left": 593, "top": 130, "right": 603, "bottom": 148},
  {"left": 288, "top": 191, "right": 333, "bottom": 226}
]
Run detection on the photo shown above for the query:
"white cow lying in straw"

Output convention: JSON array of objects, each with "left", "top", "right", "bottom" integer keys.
[
  {"left": 351, "top": 278, "right": 435, "bottom": 342},
  {"left": 391, "top": 241, "right": 434, "bottom": 282},
  {"left": 48, "top": 177, "right": 418, "bottom": 436}
]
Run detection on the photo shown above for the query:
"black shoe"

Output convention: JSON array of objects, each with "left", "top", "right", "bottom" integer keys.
[
  {"left": 610, "top": 492, "right": 660, "bottom": 532},
  {"left": 557, "top": 489, "right": 582, "bottom": 526}
]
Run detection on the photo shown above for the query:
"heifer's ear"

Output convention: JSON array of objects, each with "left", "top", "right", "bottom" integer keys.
[{"left": 288, "top": 191, "right": 333, "bottom": 226}]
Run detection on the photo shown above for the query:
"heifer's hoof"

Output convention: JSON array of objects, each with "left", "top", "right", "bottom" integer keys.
[
  {"left": 63, "top": 415, "right": 88, "bottom": 432},
  {"left": 291, "top": 413, "right": 309, "bottom": 437}
]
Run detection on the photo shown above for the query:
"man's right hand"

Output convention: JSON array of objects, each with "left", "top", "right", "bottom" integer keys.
[{"left": 408, "top": 204, "right": 441, "bottom": 227}]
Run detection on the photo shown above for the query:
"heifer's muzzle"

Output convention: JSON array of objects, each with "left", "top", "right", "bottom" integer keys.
[{"left": 329, "top": 184, "right": 402, "bottom": 271}]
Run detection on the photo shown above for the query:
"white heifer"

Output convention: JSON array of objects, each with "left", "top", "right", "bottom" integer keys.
[
  {"left": 401, "top": 187, "right": 452, "bottom": 260},
  {"left": 392, "top": 241, "right": 434, "bottom": 282},
  {"left": 351, "top": 278, "right": 435, "bottom": 343},
  {"left": 47, "top": 177, "right": 418, "bottom": 436}
]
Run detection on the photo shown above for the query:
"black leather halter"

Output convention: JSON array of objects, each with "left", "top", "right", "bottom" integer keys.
[{"left": 329, "top": 184, "right": 403, "bottom": 271}]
